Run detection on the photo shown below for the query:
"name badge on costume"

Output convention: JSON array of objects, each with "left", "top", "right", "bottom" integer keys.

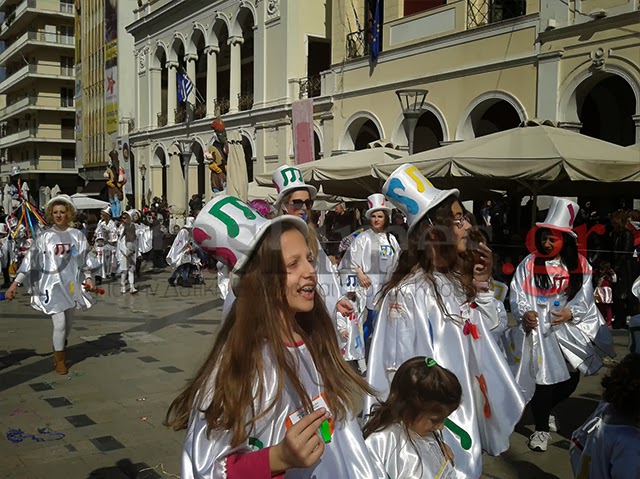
[
  {"left": 459, "top": 301, "right": 471, "bottom": 319},
  {"left": 285, "top": 393, "right": 334, "bottom": 443},
  {"left": 70, "top": 244, "right": 79, "bottom": 257},
  {"left": 379, "top": 244, "right": 392, "bottom": 260}
]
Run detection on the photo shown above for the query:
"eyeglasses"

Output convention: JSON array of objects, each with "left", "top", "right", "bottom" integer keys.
[
  {"left": 452, "top": 216, "right": 470, "bottom": 229},
  {"left": 286, "top": 199, "right": 314, "bottom": 211}
]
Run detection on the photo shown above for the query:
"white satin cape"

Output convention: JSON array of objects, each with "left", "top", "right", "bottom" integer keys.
[
  {"left": 509, "top": 254, "right": 615, "bottom": 385},
  {"left": 340, "top": 229, "right": 400, "bottom": 310},
  {"left": 336, "top": 295, "right": 366, "bottom": 361},
  {"left": 364, "top": 272, "right": 526, "bottom": 479},
  {"left": 17, "top": 227, "right": 99, "bottom": 315},
  {"left": 182, "top": 342, "right": 378, "bottom": 479},
  {"left": 366, "top": 423, "right": 463, "bottom": 479},
  {"left": 166, "top": 228, "right": 194, "bottom": 269}
]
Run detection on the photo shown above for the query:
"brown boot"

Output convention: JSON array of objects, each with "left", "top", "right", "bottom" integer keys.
[{"left": 54, "top": 351, "right": 68, "bottom": 375}]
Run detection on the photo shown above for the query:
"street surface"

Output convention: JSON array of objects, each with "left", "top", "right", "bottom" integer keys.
[{"left": 0, "top": 267, "right": 628, "bottom": 478}]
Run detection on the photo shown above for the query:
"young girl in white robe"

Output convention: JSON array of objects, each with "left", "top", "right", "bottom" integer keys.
[
  {"left": 166, "top": 195, "right": 378, "bottom": 479},
  {"left": 365, "top": 357, "right": 463, "bottom": 479}
]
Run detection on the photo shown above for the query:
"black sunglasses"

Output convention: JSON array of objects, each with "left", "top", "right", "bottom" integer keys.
[{"left": 287, "top": 199, "right": 314, "bottom": 211}]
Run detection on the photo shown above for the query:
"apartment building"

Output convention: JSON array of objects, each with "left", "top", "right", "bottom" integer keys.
[
  {"left": 0, "top": 0, "right": 77, "bottom": 195},
  {"left": 127, "top": 0, "right": 639, "bottom": 211}
]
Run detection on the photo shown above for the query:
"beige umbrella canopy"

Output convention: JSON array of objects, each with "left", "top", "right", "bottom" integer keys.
[
  {"left": 255, "top": 147, "right": 405, "bottom": 199},
  {"left": 225, "top": 130, "right": 248, "bottom": 202},
  {"left": 373, "top": 125, "right": 640, "bottom": 198}
]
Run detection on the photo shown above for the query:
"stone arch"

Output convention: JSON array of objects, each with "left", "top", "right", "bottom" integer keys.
[
  {"left": 152, "top": 41, "right": 169, "bottom": 69},
  {"left": 169, "top": 32, "right": 188, "bottom": 63},
  {"left": 456, "top": 91, "right": 527, "bottom": 140},
  {"left": 231, "top": 2, "right": 257, "bottom": 38},
  {"left": 191, "top": 138, "right": 206, "bottom": 196},
  {"left": 189, "top": 23, "right": 207, "bottom": 55},
  {"left": 313, "top": 123, "right": 323, "bottom": 160},
  {"left": 560, "top": 64, "right": 640, "bottom": 146},
  {"left": 151, "top": 143, "right": 168, "bottom": 167},
  {"left": 559, "top": 63, "right": 640, "bottom": 124},
  {"left": 210, "top": 14, "right": 231, "bottom": 49},
  {"left": 238, "top": 130, "right": 255, "bottom": 182},
  {"left": 339, "top": 111, "right": 385, "bottom": 151},
  {"left": 391, "top": 102, "right": 449, "bottom": 150}
]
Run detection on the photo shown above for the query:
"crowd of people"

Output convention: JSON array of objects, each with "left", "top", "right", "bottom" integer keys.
[{"left": 2, "top": 162, "right": 638, "bottom": 478}]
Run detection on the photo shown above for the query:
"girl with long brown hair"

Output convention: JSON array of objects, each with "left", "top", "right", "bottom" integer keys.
[
  {"left": 364, "top": 357, "right": 462, "bottom": 479},
  {"left": 167, "top": 195, "right": 377, "bottom": 478},
  {"left": 364, "top": 164, "right": 526, "bottom": 479}
]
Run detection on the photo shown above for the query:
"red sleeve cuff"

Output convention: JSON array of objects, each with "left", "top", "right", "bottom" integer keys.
[{"left": 226, "top": 447, "right": 285, "bottom": 479}]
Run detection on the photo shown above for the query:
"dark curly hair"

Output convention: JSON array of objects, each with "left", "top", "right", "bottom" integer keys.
[{"left": 601, "top": 353, "right": 640, "bottom": 423}]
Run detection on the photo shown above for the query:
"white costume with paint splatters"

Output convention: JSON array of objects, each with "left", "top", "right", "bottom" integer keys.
[
  {"left": 16, "top": 226, "right": 99, "bottom": 315},
  {"left": 365, "top": 272, "right": 526, "bottom": 479}
]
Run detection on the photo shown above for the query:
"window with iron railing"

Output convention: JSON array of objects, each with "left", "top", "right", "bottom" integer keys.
[
  {"left": 215, "top": 97, "right": 230, "bottom": 115},
  {"left": 175, "top": 105, "right": 187, "bottom": 123},
  {"left": 157, "top": 113, "right": 167, "bottom": 127},
  {"left": 238, "top": 93, "right": 253, "bottom": 112},
  {"left": 194, "top": 103, "right": 207, "bottom": 120},
  {"left": 467, "top": 0, "right": 526, "bottom": 28},
  {"left": 299, "top": 75, "right": 321, "bottom": 99},
  {"left": 346, "top": 30, "right": 368, "bottom": 60}
]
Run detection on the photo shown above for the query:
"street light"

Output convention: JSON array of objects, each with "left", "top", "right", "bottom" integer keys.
[
  {"left": 176, "top": 138, "right": 192, "bottom": 223},
  {"left": 139, "top": 164, "right": 147, "bottom": 208},
  {"left": 396, "top": 89, "right": 428, "bottom": 155}
]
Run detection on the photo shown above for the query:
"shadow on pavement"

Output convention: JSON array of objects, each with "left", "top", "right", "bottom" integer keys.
[
  {"left": 0, "top": 332, "right": 128, "bottom": 393},
  {"left": 0, "top": 348, "right": 51, "bottom": 370},
  {"left": 87, "top": 458, "right": 162, "bottom": 478}
]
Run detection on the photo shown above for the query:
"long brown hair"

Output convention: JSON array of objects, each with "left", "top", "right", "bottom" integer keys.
[
  {"left": 165, "top": 223, "right": 373, "bottom": 446},
  {"left": 363, "top": 356, "right": 462, "bottom": 438},
  {"left": 379, "top": 196, "right": 475, "bottom": 313}
]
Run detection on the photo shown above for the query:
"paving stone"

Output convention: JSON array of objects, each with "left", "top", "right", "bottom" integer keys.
[
  {"left": 89, "top": 435, "right": 125, "bottom": 452},
  {"left": 159, "top": 366, "right": 183, "bottom": 373},
  {"left": 65, "top": 444, "right": 78, "bottom": 452},
  {"left": 137, "top": 356, "right": 159, "bottom": 363},
  {"left": 176, "top": 324, "right": 193, "bottom": 328},
  {"left": 44, "top": 397, "right": 73, "bottom": 408},
  {"left": 194, "top": 330, "right": 212, "bottom": 335},
  {"left": 73, "top": 326, "right": 89, "bottom": 331},
  {"left": 552, "top": 439, "right": 571, "bottom": 450},
  {"left": 30, "top": 382, "right": 55, "bottom": 392},
  {"left": 65, "top": 414, "right": 97, "bottom": 428},
  {"left": 121, "top": 347, "right": 138, "bottom": 353}
]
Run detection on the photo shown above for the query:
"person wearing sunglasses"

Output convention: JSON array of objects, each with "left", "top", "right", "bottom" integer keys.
[{"left": 272, "top": 164, "right": 353, "bottom": 318}]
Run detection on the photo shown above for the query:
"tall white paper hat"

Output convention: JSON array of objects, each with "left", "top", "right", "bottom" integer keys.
[
  {"left": 365, "top": 193, "right": 393, "bottom": 219},
  {"left": 101, "top": 206, "right": 112, "bottom": 216},
  {"left": 184, "top": 216, "right": 195, "bottom": 229},
  {"left": 536, "top": 197, "right": 578, "bottom": 238},
  {"left": 382, "top": 163, "right": 459, "bottom": 233},
  {"left": 45, "top": 194, "right": 77, "bottom": 214},
  {"left": 272, "top": 165, "right": 317, "bottom": 207},
  {"left": 192, "top": 194, "right": 308, "bottom": 277},
  {"left": 339, "top": 269, "right": 358, "bottom": 294}
]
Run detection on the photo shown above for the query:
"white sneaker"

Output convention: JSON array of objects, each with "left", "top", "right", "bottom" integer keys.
[
  {"left": 130, "top": 287, "right": 138, "bottom": 294},
  {"left": 120, "top": 286, "right": 127, "bottom": 294},
  {"left": 548, "top": 415, "right": 558, "bottom": 432},
  {"left": 528, "top": 431, "right": 551, "bottom": 451}
]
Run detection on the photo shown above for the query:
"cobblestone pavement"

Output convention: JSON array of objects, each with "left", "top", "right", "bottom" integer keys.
[{"left": 0, "top": 267, "right": 629, "bottom": 478}]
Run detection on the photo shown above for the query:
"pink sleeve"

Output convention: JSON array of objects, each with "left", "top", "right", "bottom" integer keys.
[{"left": 226, "top": 447, "right": 285, "bottom": 479}]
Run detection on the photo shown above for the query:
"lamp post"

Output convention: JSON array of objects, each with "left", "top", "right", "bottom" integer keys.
[
  {"left": 396, "top": 89, "right": 428, "bottom": 155},
  {"left": 176, "top": 138, "right": 192, "bottom": 223},
  {"left": 139, "top": 164, "right": 147, "bottom": 209}
]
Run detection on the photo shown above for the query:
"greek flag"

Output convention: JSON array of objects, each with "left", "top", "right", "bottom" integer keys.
[{"left": 178, "top": 72, "right": 194, "bottom": 103}]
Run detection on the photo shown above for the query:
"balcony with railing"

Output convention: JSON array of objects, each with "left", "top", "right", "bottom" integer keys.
[
  {"left": 175, "top": 105, "right": 186, "bottom": 123},
  {"left": 215, "top": 97, "right": 230, "bottom": 115},
  {"left": 194, "top": 103, "right": 207, "bottom": 120},
  {"left": 0, "top": 30, "right": 74, "bottom": 66},
  {"left": 1, "top": 0, "right": 74, "bottom": 38},
  {"left": 157, "top": 113, "right": 168, "bottom": 127},
  {"left": 0, "top": 95, "right": 74, "bottom": 120},
  {"left": 298, "top": 75, "right": 321, "bottom": 99},
  {"left": 467, "top": 0, "right": 526, "bottom": 28},
  {"left": 238, "top": 93, "right": 254, "bottom": 112},
  {"left": 346, "top": 30, "right": 368, "bottom": 60},
  {"left": 0, "top": 63, "right": 74, "bottom": 93},
  {"left": 0, "top": 126, "right": 74, "bottom": 147}
]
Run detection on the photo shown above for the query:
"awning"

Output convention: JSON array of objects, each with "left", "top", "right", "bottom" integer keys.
[{"left": 78, "top": 180, "right": 107, "bottom": 197}]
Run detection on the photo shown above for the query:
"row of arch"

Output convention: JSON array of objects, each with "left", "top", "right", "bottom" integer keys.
[
  {"left": 151, "top": 4, "right": 256, "bottom": 68},
  {"left": 342, "top": 70, "right": 639, "bottom": 152}
]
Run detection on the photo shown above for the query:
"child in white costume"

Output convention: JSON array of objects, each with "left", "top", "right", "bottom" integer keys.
[
  {"left": 93, "top": 234, "right": 115, "bottom": 283},
  {"left": 365, "top": 357, "right": 463, "bottom": 479},
  {"left": 340, "top": 193, "right": 400, "bottom": 339},
  {"left": 365, "top": 164, "right": 526, "bottom": 479},
  {"left": 166, "top": 217, "right": 196, "bottom": 287},
  {"left": 5, "top": 195, "right": 99, "bottom": 374},
  {"left": 510, "top": 197, "right": 614, "bottom": 452},
  {"left": 570, "top": 353, "right": 640, "bottom": 479},
  {"left": 95, "top": 206, "right": 117, "bottom": 276},
  {"left": 117, "top": 210, "right": 139, "bottom": 294},
  {"left": 336, "top": 269, "right": 367, "bottom": 374},
  {"left": 169, "top": 194, "right": 378, "bottom": 479}
]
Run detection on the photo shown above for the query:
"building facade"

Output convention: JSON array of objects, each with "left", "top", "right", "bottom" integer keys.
[
  {"left": 127, "top": 0, "right": 640, "bottom": 212},
  {"left": 75, "top": 0, "right": 135, "bottom": 200},
  {"left": 0, "top": 0, "right": 77, "bottom": 195}
]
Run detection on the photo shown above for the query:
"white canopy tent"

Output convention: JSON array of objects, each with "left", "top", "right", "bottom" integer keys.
[
  {"left": 255, "top": 147, "right": 406, "bottom": 199},
  {"left": 70, "top": 193, "right": 109, "bottom": 210}
]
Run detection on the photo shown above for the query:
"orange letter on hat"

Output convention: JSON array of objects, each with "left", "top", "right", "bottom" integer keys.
[{"left": 405, "top": 166, "right": 431, "bottom": 193}]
